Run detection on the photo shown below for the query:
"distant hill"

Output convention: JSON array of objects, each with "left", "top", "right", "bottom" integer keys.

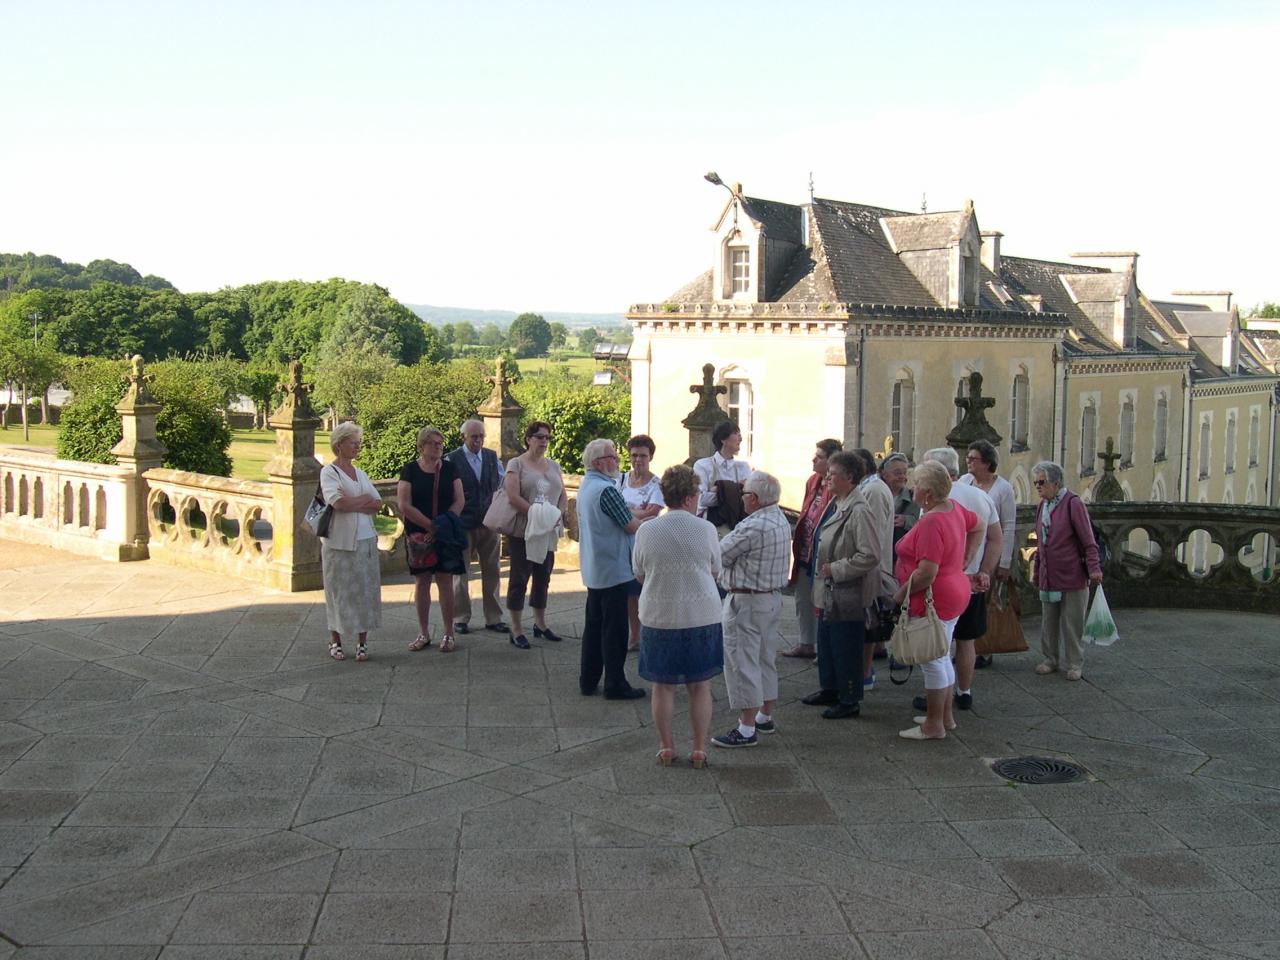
[{"left": 408, "top": 304, "right": 626, "bottom": 329}]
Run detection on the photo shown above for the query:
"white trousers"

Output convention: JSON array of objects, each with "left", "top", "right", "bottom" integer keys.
[{"left": 722, "top": 591, "right": 783, "bottom": 710}]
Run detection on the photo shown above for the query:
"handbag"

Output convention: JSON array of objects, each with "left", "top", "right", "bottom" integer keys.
[
  {"left": 975, "top": 580, "right": 1028, "bottom": 655},
  {"left": 482, "top": 486, "right": 520, "bottom": 536},
  {"left": 889, "top": 571, "right": 949, "bottom": 666},
  {"left": 302, "top": 465, "right": 336, "bottom": 538},
  {"left": 405, "top": 459, "right": 441, "bottom": 569}
]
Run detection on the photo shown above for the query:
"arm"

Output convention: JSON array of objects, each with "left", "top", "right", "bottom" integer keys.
[
  {"left": 554, "top": 463, "right": 568, "bottom": 518},
  {"left": 599, "top": 486, "right": 643, "bottom": 534},
  {"left": 449, "top": 477, "right": 464, "bottom": 517},
  {"left": 1067, "top": 496, "right": 1104, "bottom": 584},
  {"left": 693, "top": 458, "right": 717, "bottom": 513},
  {"left": 718, "top": 516, "right": 754, "bottom": 570},
  {"left": 505, "top": 461, "right": 531, "bottom": 514},
  {"left": 826, "top": 507, "right": 879, "bottom": 582},
  {"left": 324, "top": 467, "right": 380, "bottom": 514},
  {"left": 893, "top": 559, "right": 938, "bottom": 605},
  {"left": 996, "top": 482, "right": 1016, "bottom": 575},
  {"left": 396, "top": 479, "right": 432, "bottom": 530},
  {"left": 972, "top": 520, "right": 1002, "bottom": 593}
]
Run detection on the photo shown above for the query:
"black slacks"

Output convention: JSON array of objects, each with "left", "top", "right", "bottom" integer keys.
[{"left": 579, "top": 582, "right": 632, "bottom": 696}]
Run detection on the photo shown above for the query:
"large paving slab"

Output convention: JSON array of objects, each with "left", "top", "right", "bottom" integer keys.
[{"left": 0, "top": 539, "right": 1277, "bottom": 957}]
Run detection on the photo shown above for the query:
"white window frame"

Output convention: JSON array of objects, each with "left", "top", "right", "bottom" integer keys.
[
  {"left": 728, "top": 247, "right": 751, "bottom": 297},
  {"left": 1249, "top": 408, "right": 1260, "bottom": 467},
  {"left": 1198, "top": 416, "right": 1211, "bottom": 481},
  {"left": 892, "top": 378, "right": 916, "bottom": 459},
  {"left": 1010, "top": 371, "right": 1030, "bottom": 450},
  {"left": 1225, "top": 414, "right": 1237, "bottom": 475},
  {"left": 725, "top": 378, "right": 755, "bottom": 457}
]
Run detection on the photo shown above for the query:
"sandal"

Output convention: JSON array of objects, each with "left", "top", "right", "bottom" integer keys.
[
  {"left": 690, "top": 750, "right": 708, "bottom": 770},
  {"left": 355, "top": 643, "right": 368, "bottom": 662},
  {"left": 656, "top": 747, "right": 676, "bottom": 767},
  {"left": 439, "top": 634, "right": 456, "bottom": 654},
  {"left": 408, "top": 634, "right": 431, "bottom": 651},
  {"left": 328, "top": 641, "right": 345, "bottom": 661}
]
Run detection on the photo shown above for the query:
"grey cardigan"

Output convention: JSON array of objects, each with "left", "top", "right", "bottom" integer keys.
[{"left": 814, "top": 488, "right": 880, "bottom": 622}]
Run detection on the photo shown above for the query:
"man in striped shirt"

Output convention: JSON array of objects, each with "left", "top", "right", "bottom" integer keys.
[{"left": 712, "top": 470, "right": 792, "bottom": 748}]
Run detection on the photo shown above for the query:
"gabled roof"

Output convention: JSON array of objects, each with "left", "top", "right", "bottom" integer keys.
[
  {"left": 880, "top": 209, "right": 972, "bottom": 253},
  {"left": 1061, "top": 272, "right": 1131, "bottom": 304},
  {"left": 1175, "top": 311, "right": 1235, "bottom": 338},
  {"left": 740, "top": 196, "right": 804, "bottom": 246},
  {"left": 995, "top": 256, "right": 1113, "bottom": 348}
]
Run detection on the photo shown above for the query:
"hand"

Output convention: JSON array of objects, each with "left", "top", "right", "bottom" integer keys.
[
  {"left": 995, "top": 567, "right": 1010, "bottom": 582},
  {"left": 819, "top": 562, "right": 832, "bottom": 579},
  {"left": 638, "top": 503, "right": 661, "bottom": 520},
  {"left": 970, "top": 572, "right": 990, "bottom": 594},
  {"left": 893, "top": 515, "right": 906, "bottom": 528},
  {"left": 1089, "top": 572, "right": 1104, "bottom": 586}
]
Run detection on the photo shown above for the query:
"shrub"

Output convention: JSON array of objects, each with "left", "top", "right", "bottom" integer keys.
[{"left": 514, "top": 378, "right": 630, "bottom": 474}]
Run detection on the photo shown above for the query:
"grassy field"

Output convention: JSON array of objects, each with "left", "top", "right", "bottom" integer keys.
[
  {"left": 515, "top": 355, "right": 599, "bottom": 378},
  {"left": 0, "top": 422, "right": 58, "bottom": 451}
]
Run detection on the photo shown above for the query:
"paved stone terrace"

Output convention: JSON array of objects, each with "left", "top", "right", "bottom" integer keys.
[{"left": 0, "top": 540, "right": 1278, "bottom": 959}]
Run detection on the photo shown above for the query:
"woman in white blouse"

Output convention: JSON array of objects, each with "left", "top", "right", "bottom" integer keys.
[
  {"left": 959, "top": 440, "right": 1017, "bottom": 669},
  {"left": 319, "top": 422, "right": 385, "bottom": 662},
  {"left": 618, "top": 434, "right": 662, "bottom": 651},
  {"left": 632, "top": 464, "right": 723, "bottom": 769}
]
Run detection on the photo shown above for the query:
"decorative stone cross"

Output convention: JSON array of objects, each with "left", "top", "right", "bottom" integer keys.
[
  {"left": 275, "top": 359, "right": 316, "bottom": 420},
  {"left": 682, "top": 363, "right": 730, "bottom": 465},
  {"left": 483, "top": 356, "right": 520, "bottom": 409},
  {"left": 120, "top": 354, "right": 156, "bottom": 407},
  {"left": 1092, "top": 436, "right": 1125, "bottom": 502},
  {"left": 478, "top": 357, "right": 524, "bottom": 462},
  {"left": 946, "top": 370, "right": 1002, "bottom": 453}
]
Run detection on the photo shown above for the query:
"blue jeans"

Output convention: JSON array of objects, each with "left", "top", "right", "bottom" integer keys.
[{"left": 816, "top": 613, "right": 866, "bottom": 706}]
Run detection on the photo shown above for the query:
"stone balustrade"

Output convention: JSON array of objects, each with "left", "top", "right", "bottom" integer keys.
[
  {"left": 1014, "top": 501, "right": 1280, "bottom": 614},
  {"left": 0, "top": 450, "right": 145, "bottom": 561},
  {"left": 142, "top": 469, "right": 276, "bottom": 579}
]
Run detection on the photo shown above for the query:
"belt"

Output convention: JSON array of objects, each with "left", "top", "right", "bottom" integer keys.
[{"left": 729, "top": 587, "right": 775, "bottom": 594}]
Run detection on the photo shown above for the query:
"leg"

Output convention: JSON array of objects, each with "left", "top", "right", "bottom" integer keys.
[
  {"left": 807, "top": 614, "right": 838, "bottom": 702},
  {"left": 787, "top": 570, "right": 817, "bottom": 655},
  {"left": 829, "top": 619, "right": 865, "bottom": 707},
  {"left": 600, "top": 583, "right": 632, "bottom": 695},
  {"left": 651, "top": 682, "right": 676, "bottom": 752},
  {"left": 722, "top": 594, "right": 764, "bottom": 715},
  {"left": 435, "top": 573, "right": 456, "bottom": 649},
  {"left": 529, "top": 550, "right": 554, "bottom": 632},
  {"left": 507, "top": 536, "right": 531, "bottom": 637},
  {"left": 687, "top": 679, "right": 713, "bottom": 755},
  {"left": 953, "top": 590, "right": 985, "bottom": 696},
  {"left": 1039, "top": 599, "right": 1063, "bottom": 670},
  {"left": 1061, "top": 588, "right": 1089, "bottom": 676},
  {"left": 627, "top": 594, "right": 641, "bottom": 650},
  {"left": 756, "top": 592, "right": 783, "bottom": 722},
  {"left": 579, "top": 587, "right": 605, "bottom": 694},
  {"left": 473, "top": 525, "right": 505, "bottom": 625},
  {"left": 915, "top": 652, "right": 952, "bottom": 738},
  {"left": 451, "top": 529, "right": 477, "bottom": 627},
  {"left": 413, "top": 573, "right": 434, "bottom": 637}
]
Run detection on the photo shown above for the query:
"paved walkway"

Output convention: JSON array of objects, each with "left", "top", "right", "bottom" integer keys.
[{"left": 0, "top": 540, "right": 1278, "bottom": 959}]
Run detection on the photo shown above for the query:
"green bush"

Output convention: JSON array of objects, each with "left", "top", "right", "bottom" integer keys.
[
  {"left": 57, "top": 357, "right": 233, "bottom": 475},
  {"left": 514, "top": 378, "right": 630, "bottom": 474},
  {"left": 353, "top": 360, "right": 491, "bottom": 480}
]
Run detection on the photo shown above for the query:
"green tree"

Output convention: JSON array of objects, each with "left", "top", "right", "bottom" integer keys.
[
  {"left": 240, "top": 361, "right": 282, "bottom": 428},
  {"left": 1251, "top": 302, "right": 1280, "bottom": 320},
  {"left": 576, "top": 327, "right": 599, "bottom": 352},
  {"left": 507, "top": 312, "right": 552, "bottom": 358},
  {"left": 454, "top": 321, "right": 478, "bottom": 346},
  {"left": 479, "top": 322, "right": 505, "bottom": 347},
  {"left": 548, "top": 322, "right": 569, "bottom": 349},
  {"left": 312, "top": 344, "right": 396, "bottom": 423},
  {"left": 514, "top": 374, "right": 630, "bottom": 473}
]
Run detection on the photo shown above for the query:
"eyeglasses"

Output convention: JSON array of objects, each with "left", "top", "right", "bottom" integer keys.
[
  {"left": 742, "top": 491, "right": 759, "bottom": 499},
  {"left": 530, "top": 434, "right": 550, "bottom": 441},
  {"left": 1033, "top": 479, "right": 1047, "bottom": 486}
]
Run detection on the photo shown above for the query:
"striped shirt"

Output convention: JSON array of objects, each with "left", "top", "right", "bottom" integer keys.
[
  {"left": 719, "top": 503, "right": 791, "bottom": 592},
  {"left": 598, "top": 484, "right": 634, "bottom": 529}
]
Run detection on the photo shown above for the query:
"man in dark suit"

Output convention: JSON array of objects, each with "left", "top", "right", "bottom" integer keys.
[{"left": 445, "top": 419, "right": 508, "bottom": 634}]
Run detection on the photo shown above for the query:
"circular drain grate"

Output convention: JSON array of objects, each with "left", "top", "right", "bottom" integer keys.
[{"left": 990, "top": 756, "right": 1087, "bottom": 785}]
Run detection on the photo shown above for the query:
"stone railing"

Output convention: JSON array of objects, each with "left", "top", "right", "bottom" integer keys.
[
  {"left": 0, "top": 450, "right": 145, "bottom": 561},
  {"left": 142, "top": 469, "right": 276, "bottom": 580},
  {"left": 1013, "top": 502, "right": 1280, "bottom": 614}
]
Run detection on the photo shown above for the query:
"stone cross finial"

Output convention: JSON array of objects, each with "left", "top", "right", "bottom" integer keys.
[
  {"left": 682, "top": 364, "right": 730, "bottom": 465},
  {"left": 120, "top": 354, "right": 156, "bottom": 407},
  {"left": 945, "top": 371, "right": 1002, "bottom": 453},
  {"left": 1092, "top": 436, "right": 1126, "bottom": 502},
  {"left": 482, "top": 356, "right": 519, "bottom": 409},
  {"left": 275, "top": 360, "right": 316, "bottom": 421}
]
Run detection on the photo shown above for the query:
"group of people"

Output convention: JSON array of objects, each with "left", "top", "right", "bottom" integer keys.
[{"left": 317, "top": 414, "right": 1105, "bottom": 760}]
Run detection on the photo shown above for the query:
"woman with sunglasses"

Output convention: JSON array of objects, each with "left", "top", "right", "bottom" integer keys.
[{"left": 503, "top": 421, "right": 568, "bottom": 649}]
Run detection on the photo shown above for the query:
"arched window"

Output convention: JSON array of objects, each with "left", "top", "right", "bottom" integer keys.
[
  {"left": 1119, "top": 397, "right": 1135, "bottom": 468},
  {"left": 892, "top": 376, "right": 915, "bottom": 458},
  {"left": 1154, "top": 393, "right": 1168, "bottom": 461},
  {"left": 1225, "top": 416, "right": 1237, "bottom": 474},
  {"left": 1010, "top": 371, "right": 1030, "bottom": 449},
  {"left": 1249, "top": 411, "right": 1260, "bottom": 467},
  {"left": 1198, "top": 418, "right": 1211, "bottom": 480},
  {"left": 722, "top": 377, "right": 755, "bottom": 456},
  {"left": 1080, "top": 402, "right": 1097, "bottom": 476}
]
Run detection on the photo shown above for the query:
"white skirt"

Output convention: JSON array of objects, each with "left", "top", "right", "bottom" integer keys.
[{"left": 322, "top": 537, "right": 383, "bottom": 636}]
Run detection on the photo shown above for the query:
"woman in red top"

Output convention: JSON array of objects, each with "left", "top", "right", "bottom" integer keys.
[{"left": 892, "top": 460, "right": 982, "bottom": 741}]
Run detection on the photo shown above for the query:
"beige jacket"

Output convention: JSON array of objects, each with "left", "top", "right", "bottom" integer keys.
[{"left": 814, "top": 488, "right": 880, "bottom": 622}]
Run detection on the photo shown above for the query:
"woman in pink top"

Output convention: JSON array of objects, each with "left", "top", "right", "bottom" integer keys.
[{"left": 892, "top": 461, "right": 982, "bottom": 741}]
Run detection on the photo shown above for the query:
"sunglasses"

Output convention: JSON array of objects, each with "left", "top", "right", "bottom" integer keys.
[{"left": 1033, "top": 479, "right": 1048, "bottom": 486}]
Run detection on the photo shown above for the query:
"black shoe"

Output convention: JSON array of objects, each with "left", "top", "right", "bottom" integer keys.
[
  {"left": 454, "top": 622, "right": 470, "bottom": 635},
  {"left": 822, "top": 702, "right": 860, "bottom": 719},
  {"left": 755, "top": 718, "right": 776, "bottom": 734},
  {"left": 974, "top": 655, "right": 992, "bottom": 669},
  {"left": 533, "top": 625, "right": 562, "bottom": 642},
  {"left": 604, "top": 687, "right": 646, "bottom": 701},
  {"left": 580, "top": 685, "right": 598, "bottom": 696},
  {"left": 711, "top": 727, "right": 758, "bottom": 748},
  {"left": 912, "top": 695, "right": 928, "bottom": 711},
  {"left": 486, "top": 622, "right": 510, "bottom": 634},
  {"left": 510, "top": 634, "right": 530, "bottom": 650},
  {"left": 801, "top": 689, "right": 838, "bottom": 706},
  {"left": 955, "top": 692, "right": 973, "bottom": 710}
]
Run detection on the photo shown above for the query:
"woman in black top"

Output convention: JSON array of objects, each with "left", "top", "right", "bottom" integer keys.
[{"left": 397, "top": 426, "right": 465, "bottom": 652}]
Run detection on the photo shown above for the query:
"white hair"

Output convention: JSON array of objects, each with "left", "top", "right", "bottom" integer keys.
[
  {"left": 582, "top": 438, "right": 617, "bottom": 469},
  {"left": 924, "top": 446, "right": 960, "bottom": 478},
  {"left": 460, "top": 419, "right": 484, "bottom": 436},
  {"left": 1033, "top": 461, "right": 1064, "bottom": 486},
  {"left": 744, "top": 470, "right": 781, "bottom": 506},
  {"left": 329, "top": 421, "right": 362, "bottom": 453}
]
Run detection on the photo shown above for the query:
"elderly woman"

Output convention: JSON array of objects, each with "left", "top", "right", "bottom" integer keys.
[
  {"left": 398, "top": 426, "right": 466, "bottom": 653},
  {"left": 801, "top": 451, "right": 880, "bottom": 719},
  {"left": 504, "top": 420, "right": 568, "bottom": 650},
  {"left": 1031, "top": 461, "right": 1103, "bottom": 681},
  {"left": 782, "top": 438, "right": 841, "bottom": 659},
  {"left": 619, "top": 434, "right": 661, "bottom": 652},
  {"left": 632, "top": 465, "right": 724, "bottom": 768},
  {"left": 959, "top": 440, "right": 1017, "bottom": 670},
  {"left": 892, "top": 460, "right": 982, "bottom": 740},
  {"left": 320, "top": 422, "right": 384, "bottom": 662}
]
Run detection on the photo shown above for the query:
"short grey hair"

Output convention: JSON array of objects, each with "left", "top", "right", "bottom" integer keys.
[
  {"left": 582, "top": 438, "right": 617, "bottom": 470},
  {"left": 416, "top": 425, "right": 445, "bottom": 450},
  {"left": 1032, "top": 461, "right": 1064, "bottom": 486},
  {"left": 460, "top": 419, "right": 484, "bottom": 436},
  {"left": 924, "top": 447, "right": 960, "bottom": 478},
  {"left": 329, "top": 421, "right": 362, "bottom": 453},
  {"left": 744, "top": 470, "right": 781, "bottom": 506}
]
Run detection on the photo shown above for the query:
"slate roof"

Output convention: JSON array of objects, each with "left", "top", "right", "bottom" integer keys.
[
  {"left": 995, "top": 256, "right": 1113, "bottom": 347},
  {"left": 880, "top": 210, "right": 970, "bottom": 252},
  {"left": 1175, "top": 311, "right": 1234, "bottom": 338},
  {"left": 741, "top": 196, "right": 804, "bottom": 246}
]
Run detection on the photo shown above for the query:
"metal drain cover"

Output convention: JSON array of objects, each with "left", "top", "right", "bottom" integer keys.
[{"left": 990, "top": 756, "right": 1088, "bottom": 784}]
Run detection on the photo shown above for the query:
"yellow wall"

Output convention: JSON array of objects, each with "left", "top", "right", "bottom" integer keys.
[{"left": 1189, "top": 387, "right": 1275, "bottom": 506}]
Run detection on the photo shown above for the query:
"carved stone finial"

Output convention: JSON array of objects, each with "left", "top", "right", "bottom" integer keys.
[
  {"left": 480, "top": 356, "right": 520, "bottom": 412},
  {"left": 946, "top": 371, "right": 1002, "bottom": 453},
  {"left": 274, "top": 360, "right": 316, "bottom": 420},
  {"left": 1093, "top": 436, "right": 1126, "bottom": 502},
  {"left": 682, "top": 364, "right": 731, "bottom": 465},
  {"left": 120, "top": 354, "right": 156, "bottom": 408}
]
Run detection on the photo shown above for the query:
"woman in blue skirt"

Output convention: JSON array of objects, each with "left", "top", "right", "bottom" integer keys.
[{"left": 632, "top": 464, "right": 724, "bottom": 768}]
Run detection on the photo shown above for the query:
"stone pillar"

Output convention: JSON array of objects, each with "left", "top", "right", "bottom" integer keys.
[
  {"left": 477, "top": 357, "right": 525, "bottom": 463},
  {"left": 681, "top": 363, "right": 728, "bottom": 465},
  {"left": 264, "top": 360, "right": 323, "bottom": 591},
  {"left": 110, "top": 355, "right": 166, "bottom": 561}
]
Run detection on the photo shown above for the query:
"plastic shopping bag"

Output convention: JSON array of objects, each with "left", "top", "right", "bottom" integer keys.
[{"left": 1081, "top": 585, "right": 1119, "bottom": 647}]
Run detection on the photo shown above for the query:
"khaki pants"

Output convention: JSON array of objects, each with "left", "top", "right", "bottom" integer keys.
[
  {"left": 452, "top": 525, "right": 503, "bottom": 626},
  {"left": 1039, "top": 587, "right": 1088, "bottom": 673},
  {"left": 722, "top": 591, "right": 783, "bottom": 710},
  {"left": 794, "top": 568, "right": 817, "bottom": 649}
]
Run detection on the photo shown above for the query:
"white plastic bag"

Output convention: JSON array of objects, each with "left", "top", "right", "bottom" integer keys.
[{"left": 1081, "top": 585, "right": 1118, "bottom": 647}]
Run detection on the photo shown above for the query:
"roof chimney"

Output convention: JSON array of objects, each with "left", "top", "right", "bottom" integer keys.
[{"left": 980, "top": 231, "right": 1002, "bottom": 274}]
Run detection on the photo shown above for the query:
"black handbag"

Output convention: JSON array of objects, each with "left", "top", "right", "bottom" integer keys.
[{"left": 302, "top": 466, "right": 336, "bottom": 538}]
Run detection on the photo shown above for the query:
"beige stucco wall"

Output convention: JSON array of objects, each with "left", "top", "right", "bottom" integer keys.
[{"left": 1189, "top": 386, "right": 1275, "bottom": 506}]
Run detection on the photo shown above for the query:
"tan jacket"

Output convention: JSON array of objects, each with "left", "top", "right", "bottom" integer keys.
[{"left": 814, "top": 488, "right": 880, "bottom": 622}]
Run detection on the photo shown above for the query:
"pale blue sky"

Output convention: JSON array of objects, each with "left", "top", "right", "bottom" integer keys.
[{"left": 3, "top": 1, "right": 1276, "bottom": 312}]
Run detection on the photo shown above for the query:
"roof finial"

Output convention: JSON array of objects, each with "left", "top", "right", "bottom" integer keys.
[
  {"left": 921, "top": 192, "right": 928, "bottom": 213},
  {"left": 808, "top": 171, "right": 814, "bottom": 203}
]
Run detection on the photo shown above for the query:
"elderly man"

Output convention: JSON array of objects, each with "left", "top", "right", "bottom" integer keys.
[
  {"left": 577, "top": 438, "right": 660, "bottom": 700},
  {"left": 782, "top": 439, "right": 842, "bottom": 659},
  {"left": 711, "top": 471, "right": 791, "bottom": 748},
  {"left": 694, "top": 420, "right": 751, "bottom": 536},
  {"left": 444, "top": 419, "right": 507, "bottom": 635},
  {"left": 913, "top": 447, "right": 1003, "bottom": 712}
]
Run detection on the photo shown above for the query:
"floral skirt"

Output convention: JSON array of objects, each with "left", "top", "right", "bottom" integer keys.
[
  {"left": 322, "top": 537, "right": 382, "bottom": 637},
  {"left": 638, "top": 622, "right": 724, "bottom": 685}
]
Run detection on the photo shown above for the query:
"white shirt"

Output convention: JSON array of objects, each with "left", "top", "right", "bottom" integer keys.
[
  {"left": 949, "top": 481, "right": 999, "bottom": 575},
  {"left": 693, "top": 451, "right": 751, "bottom": 517},
  {"left": 617, "top": 471, "right": 662, "bottom": 512},
  {"left": 959, "top": 473, "right": 1016, "bottom": 570},
  {"left": 319, "top": 464, "right": 380, "bottom": 549}
]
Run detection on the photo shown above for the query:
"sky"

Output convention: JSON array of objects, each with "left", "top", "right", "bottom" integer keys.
[{"left": 2, "top": 0, "right": 1277, "bottom": 314}]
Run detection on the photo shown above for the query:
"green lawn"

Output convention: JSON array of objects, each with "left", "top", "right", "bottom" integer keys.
[
  {"left": 0, "top": 422, "right": 58, "bottom": 451},
  {"left": 512, "top": 355, "right": 599, "bottom": 377}
]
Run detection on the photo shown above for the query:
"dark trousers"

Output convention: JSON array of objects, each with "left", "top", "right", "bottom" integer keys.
[
  {"left": 816, "top": 614, "right": 866, "bottom": 706},
  {"left": 579, "top": 583, "right": 632, "bottom": 695},
  {"left": 507, "top": 536, "right": 553, "bottom": 611}
]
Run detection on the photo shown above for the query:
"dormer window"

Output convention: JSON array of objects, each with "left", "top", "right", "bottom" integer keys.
[{"left": 729, "top": 247, "right": 751, "bottom": 296}]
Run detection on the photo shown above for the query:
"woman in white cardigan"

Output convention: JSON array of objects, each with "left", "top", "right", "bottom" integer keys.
[{"left": 320, "top": 422, "right": 385, "bottom": 661}]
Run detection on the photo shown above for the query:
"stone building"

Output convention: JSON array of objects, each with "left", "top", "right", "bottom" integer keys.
[{"left": 627, "top": 184, "right": 1277, "bottom": 510}]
